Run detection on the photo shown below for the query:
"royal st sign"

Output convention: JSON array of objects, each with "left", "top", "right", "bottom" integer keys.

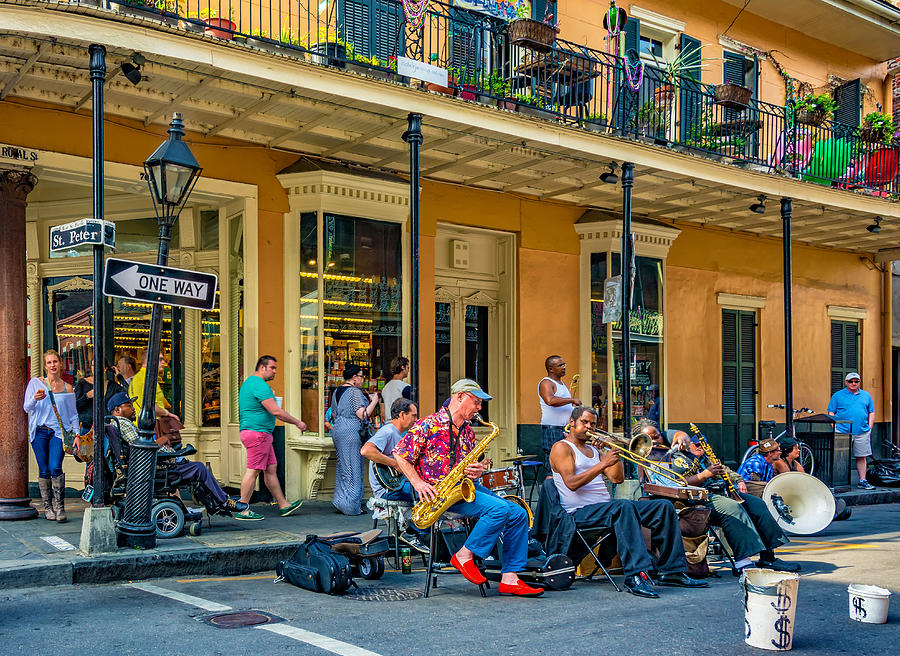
[
  {"left": 103, "top": 258, "right": 218, "bottom": 310},
  {"left": 49, "top": 218, "right": 116, "bottom": 252}
]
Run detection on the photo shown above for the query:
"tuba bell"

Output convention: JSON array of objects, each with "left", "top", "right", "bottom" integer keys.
[{"left": 762, "top": 472, "right": 835, "bottom": 535}]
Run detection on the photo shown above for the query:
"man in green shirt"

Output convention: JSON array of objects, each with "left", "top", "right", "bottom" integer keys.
[{"left": 236, "top": 355, "right": 307, "bottom": 520}]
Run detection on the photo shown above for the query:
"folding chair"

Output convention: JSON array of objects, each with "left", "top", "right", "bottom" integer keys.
[
  {"left": 423, "top": 513, "right": 488, "bottom": 598},
  {"left": 369, "top": 497, "right": 413, "bottom": 569},
  {"left": 706, "top": 525, "right": 738, "bottom": 574},
  {"left": 535, "top": 479, "right": 619, "bottom": 591}
]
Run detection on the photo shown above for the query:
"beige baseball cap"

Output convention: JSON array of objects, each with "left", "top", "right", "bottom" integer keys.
[{"left": 449, "top": 378, "right": 492, "bottom": 401}]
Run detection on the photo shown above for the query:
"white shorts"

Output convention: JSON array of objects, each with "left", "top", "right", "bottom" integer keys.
[{"left": 851, "top": 432, "right": 872, "bottom": 458}]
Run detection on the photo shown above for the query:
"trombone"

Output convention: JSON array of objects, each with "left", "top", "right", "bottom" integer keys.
[{"left": 584, "top": 427, "right": 688, "bottom": 487}]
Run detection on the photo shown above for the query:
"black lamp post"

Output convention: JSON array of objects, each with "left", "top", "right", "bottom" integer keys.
[{"left": 116, "top": 113, "right": 201, "bottom": 548}]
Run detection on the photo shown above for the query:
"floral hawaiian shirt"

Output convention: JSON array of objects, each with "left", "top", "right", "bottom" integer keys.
[{"left": 393, "top": 407, "right": 475, "bottom": 485}]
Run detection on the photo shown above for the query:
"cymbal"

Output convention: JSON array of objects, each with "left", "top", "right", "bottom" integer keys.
[{"left": 503, "top": 454, "right": 537, "bottom": 462}]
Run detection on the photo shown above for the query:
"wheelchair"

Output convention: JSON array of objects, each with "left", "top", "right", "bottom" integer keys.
[{"left": 101, "top": 420, "right": 234, "bottom": 539}]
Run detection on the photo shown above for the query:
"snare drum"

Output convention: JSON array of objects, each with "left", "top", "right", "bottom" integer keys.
[{"left": 479, "top": 467, "right": 519, "bottom": 492}]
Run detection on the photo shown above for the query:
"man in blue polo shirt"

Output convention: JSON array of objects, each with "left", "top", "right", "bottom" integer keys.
[{"left": 828, "top": 372, "right": 876, "bottom": 490}]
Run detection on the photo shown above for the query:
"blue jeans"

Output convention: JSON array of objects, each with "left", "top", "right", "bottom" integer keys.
[
  {"left": 450, "top": 483, "right": 529, "bottom": 573},
  {"left": 541, "top": 424, "right": 566, "bottom": 475},
  {"left": 32, "top": 426, "right": 64, "bottom": 479}
]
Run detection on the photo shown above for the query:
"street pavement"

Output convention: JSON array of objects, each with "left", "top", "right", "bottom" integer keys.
[{"left": 2, "top": 503, "right": 898, "bottom": 656}]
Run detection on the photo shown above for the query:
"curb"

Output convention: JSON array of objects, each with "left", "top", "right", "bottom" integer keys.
[
  {"left": 1, "top": 542, "right": 297, "bottom": 590},
  {"left": 837, "top": 489, "right": 900, "bottom": 507}
]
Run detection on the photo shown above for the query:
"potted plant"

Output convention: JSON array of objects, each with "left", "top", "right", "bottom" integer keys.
[
  {"left": 507, "top": 4, "right": 559, "bottom": 53},
  {"left": 309, "top": 27, "right": 349, "bottom": 69},
  {"left": 634, "top": 100, "right": 666, "bottom": 137},
  {"left": 514, "top": 92, "right": 552, "bottom": 118},
  {"left": 449, "top": 67, "right": 479, "bottom": 101},
  {"left": 860, "top": 111, "right": 895, "bottom": 144},
  {"left": 714, "top": 82, "right": 752, "bottom": 110},
  {"left": 186, "top": 7, "right": 236, "bottom": 40},
  {"left": 791, "top": 93, "right": 837, "bottom": 126},
  {"left": 484, "top": 72, "right": 510, "bottom": 106},
  {"left": 581, "top": 113, "right": 608, "bottom": 133}
]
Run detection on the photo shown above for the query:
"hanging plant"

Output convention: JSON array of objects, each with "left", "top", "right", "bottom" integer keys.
[{"left": 791, "top": 93, "right": 837, "bottom": 126}]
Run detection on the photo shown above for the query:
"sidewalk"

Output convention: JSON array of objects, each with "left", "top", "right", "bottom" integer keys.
[
  {"left": 2, "top": 487, "right": 898, "bottom": 590},
  {"left": 0, "top": 498, "right": 374, "bottom": 590}
]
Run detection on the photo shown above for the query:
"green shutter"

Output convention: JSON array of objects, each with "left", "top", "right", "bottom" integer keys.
[
  {"left": 833, "top": 79, "right": 861, "bottom": 128},
  {"left": 722, "top": 310, "right": 739, "bottom": 418},
  {"left": 679, "top": 34, "right": 703, "bottom": 145},
  {"left": 374, "top": 2, "right": 403, "bottom": 63},
  {"left": 830, "top": 320, "right": 860, "bottom": 394},
  {"left": 723, "top": 51, "right": 747, "bottom": 123},
  {"left": 342, "top": 0, "right": 372, "bottom": 58},
  {"left": 723, "top": 309, "right": 756, "bottom": 464}
]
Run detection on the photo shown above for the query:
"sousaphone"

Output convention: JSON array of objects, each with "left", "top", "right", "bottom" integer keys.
[{"left": 762, "top": 472, "right": 835, "bottom": 535}]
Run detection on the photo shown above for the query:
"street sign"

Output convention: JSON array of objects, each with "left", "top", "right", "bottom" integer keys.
[
  {"left": 50, "top": 218, "right": 116, "bottom": 252},
  {"left": 103, "top": 258, "right": 218, "bottom": 310}
]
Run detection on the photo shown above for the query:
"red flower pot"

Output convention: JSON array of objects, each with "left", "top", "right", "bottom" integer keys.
[{"left": 204, "top": 18, "right": 235, "bottom": 40}]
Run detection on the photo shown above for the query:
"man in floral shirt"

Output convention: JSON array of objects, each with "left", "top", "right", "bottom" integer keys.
[{"left": 393, "top": 379, "right": 543, "bottom": 597}]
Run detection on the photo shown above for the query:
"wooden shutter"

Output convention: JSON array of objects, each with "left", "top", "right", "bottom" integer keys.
[
  {"left": 739, "top": 311, "right": 756, "bottom": 419},
  {"left": 679, "top": 34, "right": 703, "bottom": 145},
  {"left": 833, "top": 79, "right": 861, "bottom": 128},
  {"left": 830, "top": 320, "right": 860, "bottom": 394},
  {"left": 449, "top": 9, "right": 480, "bottom": 70},
  {"left": 531, "top": 0, "right": 548, "bottom": 21},
  {"left": 622, "top": 17, "right": 640, "bottom": 56},
  {"left": 723, "top": 51, "right": 747, "bottom": 123},
  {"left": 722, "top": 310, "right": 739, "bottom": 418},
  {"left": 373, "top": 2, "right": 403, "bottom": 63},
  {"left": 342, "top": 0, "right": 372, "bottom": 58}
]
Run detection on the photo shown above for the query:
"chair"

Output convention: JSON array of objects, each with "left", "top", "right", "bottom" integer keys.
[
  {"left": 423, "top": 513, "right": 488, "bottom": 598},
  {"left": 368, "top": 496, "right": 414, "bottom": 569},
  {"left": 554, "top": 78, "right": 594, "bottom": 122},
  {"left": 532, "top": 478, "right": 619, "bottom": 590}
]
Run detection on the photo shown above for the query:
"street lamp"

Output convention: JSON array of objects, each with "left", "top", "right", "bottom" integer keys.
[{"left": 116, "top": 113, "right": 201, "bottom": 549}]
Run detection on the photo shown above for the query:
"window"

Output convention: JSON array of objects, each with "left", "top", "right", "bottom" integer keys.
[
  {"left": 640, "top": 36, "right": 663, "bottom": 59},
  {"left": 200, "top": 293, "right": 221, "bottom": 426},
  {"left": 831, "top": 320, "right": 859, "bottom": 394}
]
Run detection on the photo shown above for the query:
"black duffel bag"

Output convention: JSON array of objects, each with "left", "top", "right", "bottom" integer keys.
[
  {"left": 868, "top": 459, "right": 900, "bottom": 487},
  {"left": 276, "top": 535, "right": 355, "bottom": 595}
]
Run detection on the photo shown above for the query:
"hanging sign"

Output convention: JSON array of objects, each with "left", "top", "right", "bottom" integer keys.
[
  {"left": 50, "top": 218, "right": 116, "bottom": 252},
  {"left": 397, "top": 57, "right": 448, "bottom": 88}
]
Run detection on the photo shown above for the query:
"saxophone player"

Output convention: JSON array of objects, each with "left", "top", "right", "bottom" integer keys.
[{"left": 392, "top": 379, "right": 543, "bottom": 597}]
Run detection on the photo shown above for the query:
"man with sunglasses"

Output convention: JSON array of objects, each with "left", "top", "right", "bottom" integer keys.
[
  {"left": 393, "top": 378, "right": 543, "bottom": 597},
  {"left": 828, "top": 372, "right": 876, "bottom": 490}
]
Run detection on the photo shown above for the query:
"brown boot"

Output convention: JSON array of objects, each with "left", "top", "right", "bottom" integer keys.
[
  {"left": 38, "top": 478, "right": 56, "bottom": 521},
  {"left": 51, "top": 474, "right": 67, "bottom": 523}
]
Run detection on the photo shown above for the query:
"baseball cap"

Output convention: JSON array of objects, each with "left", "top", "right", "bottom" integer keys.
[
  {"left": 777, "top": 436, "right": 797, "bottom": 449},
  {"left": 758, "top": 438, "right": 780, "bottom": 454},
  {"left": 450, "top": 378, "right": 492, "bottom": 401},
  {"left": 107, "top": 392, "right": 137, "bottom": 413},
  {"left": 845, "top": 372, "right": 861, "bottom": 382}
]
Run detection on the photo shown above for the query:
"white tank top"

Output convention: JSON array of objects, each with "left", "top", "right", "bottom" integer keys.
[
  {"left": 539, "top": 377, "right": 572, "bottom": 426},
  {"left": 552, "top": 440, "right": 611, "bottom": 512}
]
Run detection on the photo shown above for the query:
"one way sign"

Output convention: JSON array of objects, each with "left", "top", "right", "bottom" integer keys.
[{"left": 103, "top": 258, "right": 218, "bottom": 310}]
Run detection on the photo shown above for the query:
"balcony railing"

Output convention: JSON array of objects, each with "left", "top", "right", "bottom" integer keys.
[{"left": 96, "top": 0, "right": 900, "bottom": 198}]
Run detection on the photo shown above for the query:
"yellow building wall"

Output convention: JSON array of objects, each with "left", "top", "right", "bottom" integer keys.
[
  {"left": 558, "top": 0, "right": 887, "bottom": 113},
  {"left": 666, "top": 224, "right": 885, "bottom": 425}
]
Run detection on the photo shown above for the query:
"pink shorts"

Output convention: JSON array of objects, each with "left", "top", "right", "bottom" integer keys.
[{"left": 240, "top": 430, "right": 277, "bottom": 470}]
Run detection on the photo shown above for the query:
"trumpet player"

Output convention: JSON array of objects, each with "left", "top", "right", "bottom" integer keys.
[
  {"left": 669, "top": 434, "right": 800, "bottom": 574},
  {"left": 549, "top": 407, "right": 709, "bottom": 598},
  {"left": 392, "top": 379, "right": 543, "bottom": 597}
]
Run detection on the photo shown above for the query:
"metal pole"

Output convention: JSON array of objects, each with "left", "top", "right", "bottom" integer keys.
[
  {"left": 402, "top": 113, "right": 422, "bottom": 402},
  {"left": 621, "top": 162, "right": 634, "bottom": 447},
  {"left": 781, "top": 197, "right": 794, "bottom": 439},
  {"left": 89, "top": 44, "right": 106, "bottom": 506}
]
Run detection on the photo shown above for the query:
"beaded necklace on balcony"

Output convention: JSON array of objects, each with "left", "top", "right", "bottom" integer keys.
[
  {"left": 624, "top": 53, "right": 644, "bottom": 92},
  {"left": 402, "top": 0, "right": 429, "bottom": 30}
]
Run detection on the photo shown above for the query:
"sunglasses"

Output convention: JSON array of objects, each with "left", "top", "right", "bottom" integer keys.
[{"left": 848, "top": 380, "right": 860, "bottom": 383}]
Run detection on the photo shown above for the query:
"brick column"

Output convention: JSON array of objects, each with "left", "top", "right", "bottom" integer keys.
[
  {"left": 888, "top": 57, "right": 900, "bottom": 130},
  {"left": 0, "top": 167, "right": 38, "bottom": 520}
]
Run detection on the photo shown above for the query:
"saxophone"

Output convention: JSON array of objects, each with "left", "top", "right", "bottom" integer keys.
[
  {"left": 411, "top": 413, "right": 499, "bottom": 530},
  {"left": 688, "top": 423, "right": 744, "bottom": 504}
]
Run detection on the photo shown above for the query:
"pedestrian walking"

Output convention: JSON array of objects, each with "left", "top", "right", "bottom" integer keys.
[
  {"left": 380, "top": 356, "right": 411, "bottom": 421},
  {"left": 828, "top": 372, "right": 876, "bottom": 490},
  {"left": 236, "top": 355, "right": 306, "bottom": 520},
  {"left": 74, "top": 362, "right": 95, "bottom": 434},
  {"left": 331, "top": 364, "right": 379, "bottom": 515},
  {"left": 23, "top": 349, "right": 78, "bottom": 522}
]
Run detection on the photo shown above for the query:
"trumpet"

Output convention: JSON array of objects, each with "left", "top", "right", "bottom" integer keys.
[{"left": 584, "top": 427, "right": 688, "bottom": 487}]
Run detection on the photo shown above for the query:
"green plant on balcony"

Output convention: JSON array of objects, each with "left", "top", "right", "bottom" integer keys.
[
  {"left": 279, "top": 30, "right": 306, "bottom": 48},
  {"left": 634, "top": 100, "right": 666, "bottom": 135},
  {"left": 791, "top": 93, "right": 837, "bottom": 126},
  {"left": 185, "top": 4, "right": 236, "bottom": 21},
  {"left": 684, "top": 105, "right": 720, "bottom": 150},
  {"left": 861, "top": 111, "right": 895, "bottom": 144},
  {"left": 513, "top": 92, "right": 545, "bottom": 109}
]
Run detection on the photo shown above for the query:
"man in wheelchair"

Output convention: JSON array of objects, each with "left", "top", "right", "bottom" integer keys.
[{"left": 105, "top": 392, "right": 248, "bottom": 520}]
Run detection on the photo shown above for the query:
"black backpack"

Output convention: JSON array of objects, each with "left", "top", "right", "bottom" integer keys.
[{"left": 276, "top": 535, "right": 354, "bottom": 595}]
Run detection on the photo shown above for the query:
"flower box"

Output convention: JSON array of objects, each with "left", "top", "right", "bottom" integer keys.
[
  {"left": 795, "top": 108, "right": 826, "bottom": 126},
  {"left": 713, "top": 83, "right": 752, "bottom": 110}
]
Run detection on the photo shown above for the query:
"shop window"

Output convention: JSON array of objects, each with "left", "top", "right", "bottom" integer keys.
[
  {"left": 201, "top": 293, "right": 221, "bottom": 426},
  {"left": 200, "top": 209, "right": 219, "bottom": 251},
  {"left": 300, "top": 212, "right": 319, "bottom": 429},
  {"left": 303, "top": 213, "right": 402, "bottom": 427},
  {"left": 589, "top": 252, "right": 609, "bottom": 429},
  {"left": 228, "top": 212, "right": 244, "bottom": 423}
]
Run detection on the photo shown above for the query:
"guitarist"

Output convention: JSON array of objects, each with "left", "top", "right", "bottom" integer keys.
[{"left": 360, "top": 398, "right": 427, "bottom": 553}]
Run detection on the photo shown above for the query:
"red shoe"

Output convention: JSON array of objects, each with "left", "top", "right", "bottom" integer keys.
[
  {"left": 498, "top": 580, "right": 544, "bottom": 597},
  {"left": 450, "top": 554, "right": 487, "bottom": 585}
]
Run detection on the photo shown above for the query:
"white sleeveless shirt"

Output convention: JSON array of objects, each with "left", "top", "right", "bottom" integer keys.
[
  {"left": 539, "top": 377, "right": 572, "bottom": 426},
  {"left": 552, "top": 440, "right": 611, "bottom": 512}
]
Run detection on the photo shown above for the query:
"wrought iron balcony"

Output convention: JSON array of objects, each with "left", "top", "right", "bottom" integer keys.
[{"left": 92, "top": 0, "right": 900, "bottom": 198}]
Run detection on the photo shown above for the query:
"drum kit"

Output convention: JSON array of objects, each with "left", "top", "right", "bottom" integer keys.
[{"left": 480, "top": 453, "right": 540, "bottom": 527}]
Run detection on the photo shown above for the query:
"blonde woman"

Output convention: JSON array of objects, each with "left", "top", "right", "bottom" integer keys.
[{"left": 23, "top": 350, "right": 78, "bottom": 522}]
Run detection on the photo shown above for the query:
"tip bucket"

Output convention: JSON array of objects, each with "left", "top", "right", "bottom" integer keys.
[
  {"left": 741, "top": 568, "right": 800, "bottom": 651},
  {"left": 848, "top": 584, "right": 891, "bottom": 624}
]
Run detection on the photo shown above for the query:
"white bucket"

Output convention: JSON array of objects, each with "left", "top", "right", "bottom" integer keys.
[
  {"left": 848, "top": 584, "right": 892, "bottom": 624},
  {"left": 741, "top": 568, "right": 800, "bottom": 651}
]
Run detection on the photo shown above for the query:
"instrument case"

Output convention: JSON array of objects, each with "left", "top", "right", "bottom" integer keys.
[
  {"left": 480, "top": 554, "right": 575, "bottom": 590},
  {"left": 276, "top": 535, "right": 354, "bottom": 595}
]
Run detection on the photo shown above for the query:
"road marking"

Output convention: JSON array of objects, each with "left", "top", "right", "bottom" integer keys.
[
  {"left": 257, "top": 623, "right": 383, "bottom": 656},
  {"left": 128, "top": 582, "right": 384, "bottom": 656},
  {"left": 127, "top": 582, "right": 233, "bottom": 611},
  {"left": 177, "top": 575, "right": 274, "bottom": 583},
  {"left": 777, "top": 539, "right": 878, "bottom": 553}
]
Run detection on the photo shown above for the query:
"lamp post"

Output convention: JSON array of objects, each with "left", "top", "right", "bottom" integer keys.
[
  {"left": 620, "top": 161, "right": 635, "bottom": 476},
  {"left": 116, "top": 113, "right": 201, "bottom": 549},
  {"left": 402, "top": 113, "right": 422, "bottom": 401}
]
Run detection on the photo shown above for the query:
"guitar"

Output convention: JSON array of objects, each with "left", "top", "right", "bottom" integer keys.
[{"left": 374, "top": 463, "right": 405, "bottom": 491}]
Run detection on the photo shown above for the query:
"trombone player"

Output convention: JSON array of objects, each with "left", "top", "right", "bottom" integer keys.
[
  {"left": 549, "top": 406, "right": 708, "bottom": 598},
  {"left": 392, "top": 379, "right": 544, "bottom": 597}
]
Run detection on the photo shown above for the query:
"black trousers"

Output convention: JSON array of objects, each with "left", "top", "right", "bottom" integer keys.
[{"left": 572, "top": 499, "right": 687, "bottom": 577}]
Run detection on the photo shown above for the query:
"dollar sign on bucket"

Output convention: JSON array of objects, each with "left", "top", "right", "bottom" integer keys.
[
  {"left": 771, "top": 616, "right": 792, "bottom": 651},
  {"left": 852, "top": 596, "right": 867, "bottom": 619}
]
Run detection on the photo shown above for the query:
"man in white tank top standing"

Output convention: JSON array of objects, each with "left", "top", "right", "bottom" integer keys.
[
  {"left": 550, "top": 406, "right": 709, "bottom": 598},
  {"left": 538, "top": 355, "right": 580, "bottom": 476}
]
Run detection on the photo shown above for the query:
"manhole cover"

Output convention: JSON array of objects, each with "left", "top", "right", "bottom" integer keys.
[
  {"left": 199, "top": 610, "right": 283, "bottom": 628},
  {"left": 343, "top": 586, "right": 424, "bottom": 602}
]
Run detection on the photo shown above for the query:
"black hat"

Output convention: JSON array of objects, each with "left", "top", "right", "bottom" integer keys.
[{"left": 107, "top": 392, "right": 137, "bottom": 413}]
